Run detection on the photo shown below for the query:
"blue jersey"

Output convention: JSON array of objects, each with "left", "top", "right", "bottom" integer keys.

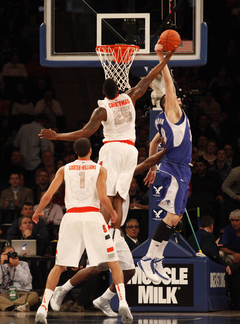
[{"left": 155, "top": 109, "right": 192, "bottom": 166}]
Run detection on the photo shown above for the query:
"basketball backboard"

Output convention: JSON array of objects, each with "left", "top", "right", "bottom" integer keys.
[{"left": 40, "top": 0, "right": 207, "bottom": 68}]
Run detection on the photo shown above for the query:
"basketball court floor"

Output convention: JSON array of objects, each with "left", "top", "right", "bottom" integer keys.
[{"left": 0, "top": 310, "right": 240, "bottom": 324}]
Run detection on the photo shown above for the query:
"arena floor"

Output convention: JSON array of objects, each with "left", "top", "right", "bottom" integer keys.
[{"left": 1, "top": 310, "right": 240, "bottom": 324}]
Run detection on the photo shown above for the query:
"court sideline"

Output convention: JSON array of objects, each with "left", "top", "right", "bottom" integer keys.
[{"left": 0, "top": 310, "right": 240, "bottom": 324}]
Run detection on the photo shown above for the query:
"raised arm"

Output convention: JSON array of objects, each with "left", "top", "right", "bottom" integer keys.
[
  {"left": 126, "top": 50, "right": 175, "bottom": 106},
  {"left": 39, "top": 107, "right": 107, "bottom": 141},
  {"left": 134, "top": 140, "right": 166, "bottom": 176},
  {"left": 155, "top": 42, "right": 182, "bottom": 123}
]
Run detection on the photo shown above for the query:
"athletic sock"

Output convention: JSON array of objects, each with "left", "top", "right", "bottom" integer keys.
[
  {"left": 146, "top": 221, "right": 176, "bottom": 259},
  {"left": 101, "top": 287, "right": 116, "bottom": 300},
  {"left": 39, "top": 288, "right": 53, "bottom": 312},
  {"left": 62, "top": 279, "right": 74, "bottom": 292},
  {"left": 115, "top": 283, "right": 126, "bottom": 304}
]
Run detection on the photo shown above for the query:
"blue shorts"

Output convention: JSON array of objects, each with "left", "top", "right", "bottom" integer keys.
[{"left": 158, "top": 161, "right": 191, "bottom": 216}]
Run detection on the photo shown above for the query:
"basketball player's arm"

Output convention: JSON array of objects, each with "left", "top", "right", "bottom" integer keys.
[
  {"left": 155, "top": 43, "right": 182, "bottom": 122},
  {"left": 97, "top": 167, "right": 118, "bottom": 224},
  {"left": 144, "top": 133, "right": 162, "bottom": 187},
  {"left": 39, "top": 107, "right": 107, "bottom": 140},
  {"left": 32, "top": 167, "right": 64, "bottom": 223},
  {"left": 126, "top": 50, "right": 174, "bottom": 106},
  {"left": 134, "top": 140, "right": 166, "bottom": 176}
]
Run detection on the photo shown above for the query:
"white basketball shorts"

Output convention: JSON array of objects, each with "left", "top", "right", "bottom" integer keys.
[
  {"left": 55, "top": 211, "right": 118, "bottom": 267},
  {"left": 98, "top": 142, "right": 138, "bottom": 200}
]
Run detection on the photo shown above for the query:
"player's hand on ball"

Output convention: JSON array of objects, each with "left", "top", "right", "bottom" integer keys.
[{"left": 39, "top": 128, "right": 57, "bottom": 140}]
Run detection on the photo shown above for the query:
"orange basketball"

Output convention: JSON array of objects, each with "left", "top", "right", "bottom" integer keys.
[{"left": 159, "top": 29, "right": 181, "bottom": 51}]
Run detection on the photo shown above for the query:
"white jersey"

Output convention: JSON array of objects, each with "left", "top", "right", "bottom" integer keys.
[
  {"left": 98, "top": 93, "right": 136, "bottom": 142},
  {"left": 64, "top": 159, "right": 101, "bottom": 210}
]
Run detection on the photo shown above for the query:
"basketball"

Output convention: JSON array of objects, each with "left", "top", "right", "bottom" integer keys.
[{"left": 159, "top": 30, "right": 181, "bottom": 51}]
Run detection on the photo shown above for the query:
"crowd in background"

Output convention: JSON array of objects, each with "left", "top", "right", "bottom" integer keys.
[{"left": 1, "top": 0, "right": 240, "bottom": 310}]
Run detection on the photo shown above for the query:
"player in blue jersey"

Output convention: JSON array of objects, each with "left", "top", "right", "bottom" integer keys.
[{"left": 138, "top": 42, "right": 192, "bottom": 284}]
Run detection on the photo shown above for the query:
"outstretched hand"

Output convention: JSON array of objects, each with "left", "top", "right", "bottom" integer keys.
[
  {"left": 32, "top": 211, "right": 44, "bottom": 224},
  {"left": 39, "top": 128, "right": 57, "bottom": 140},
  {"left": 144, "top": 169, "right": 156, "bottom": 187}
]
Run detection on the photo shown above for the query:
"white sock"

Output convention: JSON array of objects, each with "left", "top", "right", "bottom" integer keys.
[
  {"left": 115, "top": 283, "right": 126, "bottom": 304},
  {"left": 39, "top": 288, "right": 53, "bottom": 313},
  {"left": 62, "top": 279, "right": 74, "bottom": 292},
  {"left": 101, "top": 288, "right": 116, "bottom": 300},
  {"left": 146, "top": 239, "right": 168, "bottom": 259}
]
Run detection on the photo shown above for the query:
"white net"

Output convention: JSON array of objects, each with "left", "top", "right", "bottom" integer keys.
[{"left": 96, "top": 44, "right": 139, "bottom": 91}]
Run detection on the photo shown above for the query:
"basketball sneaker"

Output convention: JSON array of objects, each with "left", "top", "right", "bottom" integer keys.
[
  {"left": 137, "top": 256, "right": 161, "bottom": 284},
  {"left": 93, "top": 296, "right": 118, "bottom": 317},
  {"left": 154, "top": 257, "right": 170, "bottom": 282},
  {"left": 50, "top": 286, "right": 68, "bottom": 312},
  {"left": 118, "top": 301, "right": 133, "bottom": 324},
  {"left": 35, "top": 311, "right": 47, "bottom": 324}
]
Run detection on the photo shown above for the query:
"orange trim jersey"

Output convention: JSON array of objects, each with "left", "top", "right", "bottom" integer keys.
[
  {"left": 98, "top": 93, "right": 136, "bottom": 143},
  {"left": 64, "top": 159, "right": 101, "bottom": 210}
]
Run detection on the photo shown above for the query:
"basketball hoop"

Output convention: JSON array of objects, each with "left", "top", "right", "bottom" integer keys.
[{"left": 96, "top": 44, "right": 139, "bottom": 91}]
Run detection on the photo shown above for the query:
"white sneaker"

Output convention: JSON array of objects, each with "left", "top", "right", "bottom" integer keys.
[
  {"left": 154, "top": 258, "right": 170, "bottom": 282},
  {"left": 93, "top": 297, "right": 118, "bottom": 317},
  {"left": 50, "top": 286, "right": 68, "bottom": 312},
  {"left": 35, "top": 312, "right": 47, "bottom": 324},
  {"left": 118, "top": 302, "right": 133, "bottom": 324},
  {"left": 137, "top": 256, "right": 161, "bottom": 284},
  {"left": 14, "top": 302, "right": 30, "bottom": 312}
]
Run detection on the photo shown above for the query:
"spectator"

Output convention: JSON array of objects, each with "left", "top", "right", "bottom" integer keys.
[
  {"left": 0, "top": 90, "right": 9, "bottom": 117},
  {"left": 209, "top": 149, "right": 232, "bottom": 182},
  {"left": 196, "top": 135, "right": 208, "bottom": 156},
  {"left": 2, "top": 53, "right": 28, "bottom": 99},
  {"left": 13, "top": 113, "right": 53, "bottom": 188},
  {"left": 0, "top": 245, "right": 39, "bottom": 311},
  {"left": 35, "top": 150, "right": 56, "bottom": 184},
  {"left": 0, "top": 172, "right": 34, "bottom": 210},
  {"left": 188, "top": 215, "right": 230, "bottom": 271},
  {"left": 219, "top": 209, "right": 240, "bottom": 309},
  {"left": 124, "top": 219, "right": 140, "bottom": 251},
  {"left": 32, "top": 89, "right": 64, "bottom": 129},
  {"left": 1, "top": 150, "right": 26, "bottom": 191},
  {"left": 222, "top": 166, "right": 240, "bottom": 215},
  {"left": 199, "top": 91, "right": 221, "bottom": 116},
  {"left": 34, "top": 191, "right": 63, "bottom": 226},
  {"left": 203, "top": 139, "right": 217, "bottom": 166},
  {"left": 192, "top": 114, "right": 218, "bottom": 143},
  {"left": 187, "top": 156, "right": 225, "bottom": 234},
  {"left": 129, "top": 176, "right": 149, "bottom": 210},
  {"left": 11, "top": 92, "right": 34, "bottom": 116},
  {"left": 32, "top": 169, "right": 50, "bottom": 205},
  {"left": 0, "top": 117, "right": 16, "bottom": 162},
  {"left": 224, "top": 143, "right": 239, "bottom": 168},
  {"left": 6, "top": 209, "right": 49, "bottom": 256}
]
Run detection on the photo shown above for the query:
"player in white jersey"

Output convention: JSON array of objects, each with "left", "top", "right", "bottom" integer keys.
[
  {"left": 48, "top": 142, "right": 167, "bottom": 318},
  {"left": 138, "top": 42, "right": 192, "bottom": 284},
  {"left": 33, "top": 138, "right": 133, "bottom": 324}
]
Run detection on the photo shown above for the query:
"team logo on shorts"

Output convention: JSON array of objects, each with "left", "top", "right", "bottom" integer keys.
[
  {"left": 102, "top": 225, "right": 107, "bottom": 233},
  {"left": 99, "top": 161, "right": 103, "bottom": 166}
]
